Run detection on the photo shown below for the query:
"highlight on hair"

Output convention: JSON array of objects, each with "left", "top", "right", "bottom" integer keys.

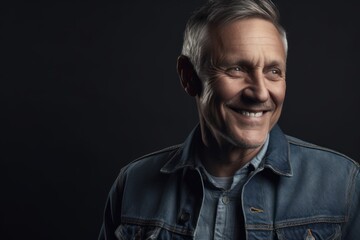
[{"left": 181, "top": 0, "right": 288, "bottom": 74}]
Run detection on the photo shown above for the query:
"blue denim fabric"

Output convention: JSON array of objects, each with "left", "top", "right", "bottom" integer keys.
[
  {"left": 194, "top": 135, "right": 268, "bottom": 239},
  {"left": 99, "top": 125, "right": 360, "bottom": 240}
]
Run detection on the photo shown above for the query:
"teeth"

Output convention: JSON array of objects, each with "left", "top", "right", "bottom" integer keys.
[{"left": 240, "top": 111, "right": 263, "bottom": 117}]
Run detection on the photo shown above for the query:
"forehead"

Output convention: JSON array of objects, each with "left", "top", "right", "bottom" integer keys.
[{"left": 207, "top": 18, "right": 286, "bottom": 63}]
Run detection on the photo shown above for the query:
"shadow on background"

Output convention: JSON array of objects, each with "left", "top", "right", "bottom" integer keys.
[{"left": 1, "top": 1, "right": 359, "bottom": 239}]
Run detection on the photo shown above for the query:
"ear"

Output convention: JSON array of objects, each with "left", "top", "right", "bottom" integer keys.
[{"left": 177, "top": 55, "right": 201, "bottom": 97}]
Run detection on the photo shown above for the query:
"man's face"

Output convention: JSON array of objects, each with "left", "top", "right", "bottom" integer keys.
[{"left": 197, "top": 18, "right": 286, "bottom": 149}]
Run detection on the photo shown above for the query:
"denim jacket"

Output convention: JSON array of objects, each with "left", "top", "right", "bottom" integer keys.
[{"left": 99, "top": 125, "right": 360, "bottom": 240}]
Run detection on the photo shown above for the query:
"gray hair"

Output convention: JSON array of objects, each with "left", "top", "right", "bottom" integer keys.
[{"left": 181, "top": 0, "right": 288, "bottom": 74}]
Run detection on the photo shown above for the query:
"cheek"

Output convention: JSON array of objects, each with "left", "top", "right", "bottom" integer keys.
[
  {"left": 198, "top": 82, "right": 217, "bottom": 116},
  {"left": 199, "top": 80, "right": 232, "bottom": 125},
  {"left": 269, "top": 83, "right": 286, "bottom": 125},
  {"left": 208, "top": 78, "right": 239, "bottom": 103},
  {"left": 270, "top": 82, "right": 286, "bottom": 106}
]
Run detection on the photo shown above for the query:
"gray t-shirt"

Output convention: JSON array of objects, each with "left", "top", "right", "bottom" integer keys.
[{"left": 194, "top": 136, "right": 269, "bottom": 240}]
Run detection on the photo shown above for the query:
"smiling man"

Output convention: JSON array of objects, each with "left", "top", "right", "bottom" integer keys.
[
  {"left": 99, "top": 0, "right": 360, "bottom": 239},
  {"left": 183, "top": 17, "right": 287, "bottom": 177}
]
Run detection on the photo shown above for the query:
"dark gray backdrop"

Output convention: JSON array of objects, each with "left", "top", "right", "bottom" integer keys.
[{"left": 2, "top": 1, "right": 359, "bottom": 239}]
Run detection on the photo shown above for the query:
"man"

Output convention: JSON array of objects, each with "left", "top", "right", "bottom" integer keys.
[{"left": 99, "top": 0, "right": 360, "bottom": 239}]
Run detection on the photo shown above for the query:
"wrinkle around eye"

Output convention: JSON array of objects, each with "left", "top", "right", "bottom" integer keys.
[
  {"left": 264, "top": 67, "right": 285, "bottom": 81},
  {"left": 204, "top": 63, "right": 223, "bottom": 75},
  {"left": 225, "top": 67, "right": 247, "bottom": 78}
]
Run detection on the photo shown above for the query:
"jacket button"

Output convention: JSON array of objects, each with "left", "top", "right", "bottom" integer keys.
[
  {"left": 222, "top": 196, "right": 230, "bottom": 205},
  {"left": 178, "top": 212, "right": 191, "bottom": 224}
]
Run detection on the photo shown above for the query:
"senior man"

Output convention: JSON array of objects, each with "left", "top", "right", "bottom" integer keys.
[{"left": 99, "top": 0, "right": 360, "bottom": 239}]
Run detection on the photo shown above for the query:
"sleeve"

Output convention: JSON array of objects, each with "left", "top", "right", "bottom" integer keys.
[
  {"left": 98, "top": 169, "right": 126, "bottom": 240},
  {"left": 342, "top": 165, "right": 360, "bottom": 239}
]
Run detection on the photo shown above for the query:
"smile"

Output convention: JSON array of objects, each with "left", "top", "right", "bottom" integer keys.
[
  {"left": 240, "top": 110, "right": 263, "bottom": 117},
  {"left": 226, "top": 104, "right": 270, "bottom": 118}
]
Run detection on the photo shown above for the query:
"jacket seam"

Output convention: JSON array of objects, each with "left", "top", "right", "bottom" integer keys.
[
  {"left": 286, "top": 137, "right": 359, "bottom": 167},
  {"left": 120, "top": 216, "right": 194, "bottom": 236},
  {"left": 274, "top": 216, "right": 346, "bottom": 229},
  {"left": 245, "top": 217, "right": 346, "bottom": 231},
  {"left": 134, "top": 144, "right": 182, "bottom": 161},
  {"left": 121, "top": 144, "right": 182, "bottom": 169}
]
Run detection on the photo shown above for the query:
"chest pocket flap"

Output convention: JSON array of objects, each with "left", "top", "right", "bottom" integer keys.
[{"left": 276, "top": 223, "right": 341, "bottom": 240}]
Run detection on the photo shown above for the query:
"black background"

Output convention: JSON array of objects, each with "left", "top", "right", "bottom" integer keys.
[{"left": 2, "top": 1, "right": 359, "bottom": 239}]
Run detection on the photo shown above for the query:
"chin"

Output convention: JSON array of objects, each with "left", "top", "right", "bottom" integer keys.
[
  {"left": 225, "top": 128, "right": 268, "bottom": 149},
  {"left": 232, "top": 138, "right": 263, "bottom": 149}
]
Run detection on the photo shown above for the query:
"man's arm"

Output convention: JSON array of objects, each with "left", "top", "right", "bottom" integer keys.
[
  {"left": 342, "top": 165, "right": 360, "bottom": 239},
  {"left": 98, "top": 171, "right": 125, "bottom": 240}
]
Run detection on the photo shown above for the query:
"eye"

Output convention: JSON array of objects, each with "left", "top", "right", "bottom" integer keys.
[
  {"left": 265, "top": 67, "right": 283, "bottom": 81},
  {"left": 228, "top": 66, "right": 243, "bottom": 72},
  {"left": 271, "top": 69, "right": 280, "bottom": 75},
  {"left": 225, "top": 66, "right": 247, "bottom": 78}
]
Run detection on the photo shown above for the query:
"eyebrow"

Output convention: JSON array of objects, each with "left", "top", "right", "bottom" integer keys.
[
  {"left": 265, "top": 60, "right": 286, "bottom": 69},
  {"left": 219, "top": 59, "right": 285, "bottom": 69}
]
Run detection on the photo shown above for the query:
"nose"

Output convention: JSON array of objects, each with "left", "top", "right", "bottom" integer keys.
[{"left": 242, "top": 72, "right": 269, "bottom": 103}]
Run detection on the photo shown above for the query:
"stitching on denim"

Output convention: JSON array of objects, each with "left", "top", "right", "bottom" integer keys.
[
  {"left": 246, "top": 219, "right": 345, "bottom": 232},
  {"left": 121, "top": 144, "right": 182, "bottom": 174},
  {"left": 286, "top": 135, "right": 359, "bottom": 167},
  {"left": 262, "top": 163, "right": 292, "bottom": 177},
  {"left": 134, "top": 144, "right": 183, "bottom": 162},
  {"left": 121, "top": 217, "right": 194, "bottom": 236},
  {"left": 274, "top": 216, "right": 346, "bottom": 229}
]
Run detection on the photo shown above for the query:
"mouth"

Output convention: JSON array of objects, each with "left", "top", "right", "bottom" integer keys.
[
  {"left": 227, "top": 106, "right": 270, "bottom": 118},
  {"left": 239, "top": 110, "right": 264, "bottom": 118}
]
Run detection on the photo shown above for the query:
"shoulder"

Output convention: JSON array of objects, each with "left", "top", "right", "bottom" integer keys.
[
  {"left": 285, "top": 134, "right": 359, "bottom": 169},
  {"left": 120, "top": 144, "right": 183, "bottom": 177},
  {"left": 134, "top": 144, "right": 182, "bottom": 162}
]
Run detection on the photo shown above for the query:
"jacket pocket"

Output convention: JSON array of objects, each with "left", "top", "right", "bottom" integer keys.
[
  {"left": 115, "top": 224, "right": 160, "bottom": 240},
  {"left": 115, "top": 224, "right": 190, "bottom": 240},
  {"left": 276, "top": 223, "right": 341, "bottom": 240}
]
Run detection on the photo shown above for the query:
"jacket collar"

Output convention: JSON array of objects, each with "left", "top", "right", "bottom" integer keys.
[
  {"left": 262, "top": 125, "right": 293, "bottom": 177},
  {"left": 161, "top": 124, "right": 292, "bottom": 177},
  {"left": 160, "top": 126, "right": 200, "bottom": 173}
]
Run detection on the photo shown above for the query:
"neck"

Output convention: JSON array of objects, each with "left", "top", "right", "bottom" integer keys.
[{"left": 199, "top": 129, "right": 263, "bottom": 177}]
